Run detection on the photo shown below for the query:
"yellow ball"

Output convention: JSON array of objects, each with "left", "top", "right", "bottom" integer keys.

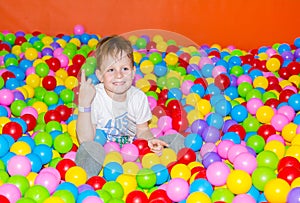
[
  {"left": 128, "top": 35, "right": 138, "bottom": 45},
  {"left": 26, "top": 74, "right": 41, "bottom": 88},
  {"left": 55, "top": 68, "right": 68, "bottom": 81},
  {"left": 258, "top": 52, "right": 268, "bottom": 60},
  {"left": 65, "top": 76, "right": 78, "bottom": 90},
  {"left": 22, "top": 85, "right": 35, "bottom": 98},
  {"left": 41, "top": 36, "right": 53, "bottom": 45},
  {"left": 188, "top": 161, "right": 203, "bottom": 170},
  {"left": 69, "top": 38, "right": 81, "bottom": 47},
  {"left": 264, "top": 140, "right": 285, "bottom": 159},
  {"left": 266, "top": 57, "right": 281, "bottom": 72},
  {"left": 116, "top": 174, "right": 137, "bottom": 195},
  {"left": 253, "top": 76, "right": 268, "bottom": 89},
  {"left": 133, "top": 51, "right": 142, "bottom": 64},
  {"left": 122, "top": 162, "right": 140, "bottom": 176},
  {"left": 289, "top": 75, "right": 300, "bottom": 87},
  {"left": 43, "top": 196, "right": 65, "bottom": 203},
  {"left": 32, "top": 59, "right": 44, "bottom": 67},
  {"left": 285, "top": 145, "right": 300, "bottom": 162},
  {"left": 264, "top": 178, "right": 290, "bottom": 203},
  {"left": 67, "top": 120, "right": 77, "bottom": 138},
  {"left": 24, "top": 47, "right": 38, "bottom": 61},
  {"left": 291, "top": 177, "right": 300, "bottom": 188},
  {"left": 104, "top": 151, "right": 123, "bottom": 166},
  {"left": 166, "top": 70, "right": 181, "bottom": 80},
  {"left": 170, "top": 163, "right": 191, "bottom": 181},
  {"left": 187, "top": 109, "right": 203, "bottom": 125},
  {"left": 186, "top": 192, "right": 212, "bottom": 203},
  {"left": 279, "top": 80, "right": 292, "bottom": 89},
  {"left": 12, "top": 45, "right": 22, "bottom": 56},
  {"left": 142, "top": 153, "right": 161, "bottom": 168},
  {"left": 196, "top": 99, "right": 211, "bottom": 116},
  {"left": 55, "top": 76, "right": 64, "bottom": 86},
  {"left": 135, "top": 78, "right": 150, "bottom": 93},
  {"left": 160, "top": 148, "right": 177, "bottom": 166},
  {"left": 32, "top": 101, "right": 48, "bottom": 114},
  {"left": 65, "top": 166, "right": 87, "bottom": 187},
  {"left": 143, "top": 73, "right": 157, "bottom": 82},
  {"left": 152, "top": 34, "right": 164, "bottom": 43},
  {"left": 156, "top": 41, "right": 168, "bottom": 52},
  {"left": 189, "top": 56, "right": 200, "bottom": 65},
  {"left": 256, "top": 105, "right": 275, "bottom": 123},
  {"left": 282, "top": 122, "right": 298, "bottom": 143},
  {"left": 292, "top": 134, "right": 300, "bottom": 146},
  {"left": 26, "top": 172, "right": 38, "bottom": 187},
  {"left": 226, "top": 170, "right": 252, "bottom": 194},
  {"left": 140, "top": 60, "right": 154, "bottom": 75},
  {"left": 186, "top": 93, "right": 201, "bottom": 106},
  {"left": 10, "top": 141, "right": 31, "bottom": 155},
  {"left": 164, "top": 52, "right": 178, "bottom": 66},
  {"left": 88, "top": 38, "right": 98, "bottom": 48},
  {"left": 56, "top": 39, "right": 67, "bottom": 48}
]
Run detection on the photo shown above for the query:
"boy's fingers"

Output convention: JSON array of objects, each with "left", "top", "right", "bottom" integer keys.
[{"left": 81, "top": 69, "right": 86, "bottom": 84}]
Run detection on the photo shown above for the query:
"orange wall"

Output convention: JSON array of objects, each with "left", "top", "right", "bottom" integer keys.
[{"left": 1, "top": 0, "right": 300, "bottom": 50}]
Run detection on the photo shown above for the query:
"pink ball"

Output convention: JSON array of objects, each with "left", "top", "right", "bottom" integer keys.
[
  {"left": 157, "top": 116, "right": 172, "bottom": 132},
  {"left": 74, "top": 24, "right": 85, "bottom": 35},
  {"left": 277, "top": 105, "right": 295, "bottom": 122},
  {"left": 212, "top": 65, "right": 227, "bottom": 78},
  {"left": 147, "top": 96, "right": 157, "bottom": 111},
  {"left": 270, "top": 113, "right": 290, "bottom": 131},
  {"left": 232, "top": 194, "right": 256, "bottom": 203},
  {"left": 34, "top": 172, "right": 60, "bottom": 194},
  {"left": 0, "top": 56, "right": 4, "bottom": 66},
  {"left": 227, "top": 144, "right": 248, "bottom": 163},
  {"left": 199, "top": 57, "right": 213, "bottom": 69},
  {"left": 200, "top": 142, "right": 217, "bottom": 157},
  {"left": 164, "top": 129, "right": 178, "bottom": 136},
  {"left": 21, "top": 106, "right": 38, "bottom": 119},
  {"left": 40, "top": 167, "right": 61, "bottom": 182},
  {"left": 297, "top": 126, "right": 300, "bottom": 134},
  {"left": 0, "top": 89, "right": 14, "bottom": 106},
  {"left": 237, "top": 74, "right": 252, "bottom": 85},
  {"left": 181, "top": 80, "right": 194, "bottom": 95},
  {"left": 7, "top": 155, "right": 31, "bottom": 176},
  {"left": 283, "top": 85, "right": 297, "bottom": 93},
  {"left": 56, "top": 54, "right": 69, "bottom": 68},
  {"left": 217, "top": 140, "right": 235, "bottom": 159},
  {"left": 267, "top": 134, "right": 285, "bottom": 144},
  {"left": 63, "top": 151, "right": 76, "bottom": 161},
  {"left": 120, "top": 143, "right": 139, "bottom": 162},
  {"left": 104, "top": 141, "right": 120, "bottom": 153},
  {"left": 0, "top": 183, "right": 21, "bottom": 203},
  {"left": 265, "top": 48, "right": 277, "bottom": 57},
  {"left": 206, "top": 161, "right": 230, "bottom": 186},
  {"left": 246, "top": 98, "right": 263, "bottom": 115},
  {"left": 53, "top": 48, "right": 63, "bottom": 57},
  {"left": 233, "top": 152, "right": 257, "bottom": 174},
  {"left": 166, "top": 178, "right": 189, "bottom": 202},
  {"left": 82, "top": 196, "right": 104, "bottom": 203},
  {"left": 25, "top": 66, "right": 35, "bottom": 76},
  {"left": 151, "top": 128, "right": 163, "bottom": 138}
]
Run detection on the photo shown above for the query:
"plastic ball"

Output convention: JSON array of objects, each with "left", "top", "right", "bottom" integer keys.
[
  {"left": 136, "top": 168, "right": 156, "bottom": 189},
  {"left": 251, "top": 166, "right": 277, "bottom": 191},
  {"left": 126, "top": 190, "right": 148, "bottom": 203},
  {"left": 102, "top": 181, "right": 124, "bottom": 199},
  {"left": 233, "top": 152, "right": 257, "bottom": 174},
  {"left": 116, "top": 174, "right": 137, "bottom": 196},
  {"left": 206, "top": 161, "right": 230, "bottom": 186},
  {"left": 0, "top": 183, "right": 22, "bottom": 203},
  {"left": 256, "top": 150, "right": 279, "bottom": 170},
  {"left": 55, "top": 158, "right": 76, "bottom": 180},
  {"left": 53, "top": 133, "right": 73, "bottom": 154},
  {"left": 226, "top": 169, "right": 252, "bottom": 194},
  {"left": 166, "top": 178, "right": 189, "bottom": 202},
  {"left": 34, "top": 171, "right": 60, "bottom": 194},
  {"left": 65, "top": 166, "right": 87, "bottom": 187},
  {"left": 120, "top": 143, "right": 139, "bottom": 162},
  {"left": 24, "top": 185, "right": 50, "bottom": 203},
  {"left": 170, "top": 163, "right": 191, "bottom": 180},
  {"left": 7, "top": 155, "right": 31, "bottom": 176},
  {"left": 52, "top": 189, "right": 76, "bottom": 203},
  {"left": 264, "top": 178, "right": 290, "bottom": 203},
  {"left": 10, "top": 140, "right": 31, "bottom": 155},
  {"left": 103, "top": 162, "right": 123, "bottom": 181}
]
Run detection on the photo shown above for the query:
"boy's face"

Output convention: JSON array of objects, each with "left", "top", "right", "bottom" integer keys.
[{"left": 96, "top": 52, "right": 135, "bottom": 99}]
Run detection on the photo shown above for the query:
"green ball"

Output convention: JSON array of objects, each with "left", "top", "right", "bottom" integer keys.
[
  {"left": 35, "top": 63, "right": 50, "bottom": 77},
  {"left": 43, "top": 91, "right": 59, "bottom": 106},
  {"left": 85, "top": 56, "right": 97, "bottom": 66},
  {"left": 0, "top": 33, "right": 4, "bottom": 41},
  {"left": 34, "top": 87, "right": 47, "bottom": 101},
  {"left": 0, "top": 160, "right": 5, "bottom": 170},
  {"left": 262, "top": 91, "right": 277, "bottom": 103},
  {"left": 63, "top": 48, "right": 77, "bottom": 59},
  {"left": 45, "top": 121, "right": 62, "bottom": 133},
  {"left": 231, "top": 49, "right": 243, "bottom": 56},
  {"left": 37, "top": 112, "right": 46, "bottom": 124},
  {"left": 16, "top": 197, "right": 36, "bottom": 203},
  {"left": 182, "top": 74, "right": 196, "bottom": 82},
  {"left": 102, "top": 181, "right": 124, "bottom": 200},
  {"left": 211, "top": 188, "right": 234, "bottom": 203},
  {"left": 166, "top": 77, "right": 180, "bottom": 89},
  {"left": 246, "top": 135, "right": 266, "bottom": 154},
  {"left": 34, "top": 131, "right": 53, "bottom": 147},
  {"left": 108, "top": 198, "right": 125, "bottom": 203},
  {"left": 53, "top": 133, "right": 73, "bottom": 153},
  {"left": 81, "top": 63, "right": 96, "bottom": 77},
  {"left": 21, "top": 42, "right": 33, "bottom": 52},
  {"left": 0, "top": 169, "right": 9, "bottom": 183},
  {"left": 149, "top": 52, "right": 162, "bottom": 65},
  {"left": 27, "top": 98, "right": 39, "bottom": 106},
  {"left": 60, "top": 89, "right": 75, "bottom": 104},
  {"left": 76, "top": 49, "right": 88, "bottom": 58},
  {"left": 157, "top": 76, "right": 167, "bottom": 89},
  {"left": 96, "top": 189, "right": 112, "bottom": 202},
  {"left": 25, "top": 185, "right": 50, "bottom": 203},
  {"left": 136, "top": 168, "right": 156, "bottom": 189},
  {"left": 242, "top": 115, "right": 260, "bottom": 133},
  {"left": 176, "top": 66, "right": 187, "bottom": 76},
  {"left": 5, "top": 57, "right": 19, "bottom": 67},
  {"left": 230, "top": 65, "right": 244, "bottom": 76},
  {"left": 256, "top": 150, "right": 279, "bottom": 170},
  {"left": 7, "top": 175, "right": 30, "bottom": 196},
  {"left": 237, "top": 82, "right": 253, "bottom": 98},
  {"left": 24, "top": 34, "right": 33, "bottom": 41},
  {"left": 33, "top": 41, "right": 44, "bottom": 52},
  {"left": 34, "top": 123, "right": 46, "bottom": 132},
  {"left": 52, "top": 189, "right": 75, "bottom": 203},
  {"left": 251, "top": 166, "right": 276, "bottom": 191},
  {"left": 4, "top": 33, "right": 16, "bottom": 45},
  {"left": 11, "top": 100, "right": 27, "bottom": 117},
  {"left": 145, "top": 91, "right": 158, "bottom": 100},
  {"left": 48, "top": 157, "right": 63, "bottom": 168},
  {"left": 135, "top": 38, "right": 147, "bottom": 49},
  {"left": 246, "top": 89, "right": 262, "bottom": 101},
  {"left": 37, "top": 33, "right": 46, "bottom": 40}
]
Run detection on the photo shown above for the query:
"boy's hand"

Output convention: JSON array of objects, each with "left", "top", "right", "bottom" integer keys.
[
  {"left": 148, "top": 139, "right": 169, "bottom": 154},
  {"left": 78, "top": 69, "right": 96, "bottom": 107}
]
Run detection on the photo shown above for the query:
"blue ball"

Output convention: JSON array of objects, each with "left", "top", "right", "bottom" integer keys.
[
  {"left": 190, "top": 84, "right": 205, "bottom": 97},
  {"left": 215, "top": 99, "right": 232, "bottom": 116},
  {"left": 0, "top": 136, "right": 9, "bottom": 157},
  {"left": 94, "top": 129, "right": 107, "bottom": 146},
  {"left": 56, "top": 182, "right": 78, "bottom": 199},
  {"left": 206, "top": 113, "right": 224, "bottom": 129},
  {"left": 230, "top": 104, "right": 248, "bottom": 122},
  {"left": 201, "top": 64, "right": 214, "bottom": 78},
  {"left": 18, "top": 136, "right": 35, "bottom": 149},
  {"left": 294, "top": 37, "right": 300, "bottom": 48},
  {"left": 190, "top": 178, "right": 213, "bottom": 196},
  {"left": 224, "top": 86, "right": 239, "bottom": 100},
  {"left": 151, "top": 164, "right": 170, "bottom": 185},
  {"left": 168, "top": 88, "right": 183, "bottom": 100},
  {"left": 184, "top": 133, "right": 203, "bottom": 151},
  {"left": 33, "top": 144, "right": 53, "bottom": 165},
  {"left": 288, "top": 93, "right": 300, "bottom": 111},
  {"left": 222, "top": 132, "right": 241, "bottom": 144},
  {"left": 26, "top": 153, "right": 42, "bottom": 172},
  {"left": 0, "top": 106, "right": 8, "bottom": 117},
  {"left": 154, "top": 62, "right": 167, "bottom": 77},
  {"left": 205, "top": 83, "right": 221, "bottom": 95},
  {"left": 103, "top": 162, "right": 123, "bottom": 181}
]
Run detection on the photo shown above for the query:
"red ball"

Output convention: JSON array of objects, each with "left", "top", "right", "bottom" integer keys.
[
  {"left": 146, "top": 41, "right": 157, "bottom": 51},
  {"left": 265, "top": 98, "right": 280, "bottom": 109},
  {"left": 20, "top": 114, "right": 37, "bottom": 131},
  {"left": 46, "top": 57, "right": 61, "bottom": 72},
  {"left": 194, "top": 168, "right": 207, "bottom": 180},
  {"left": 1, "top": 71, "right": 16, "bottom": 82},
  {"left": 179, "top": 52, "right": 191, "bottom": 68},
  {"left": 72, "top": 54, "right": 86, "bottom": 66},
  {"left": 70, "top": 143, "right": 78, "bottom": 152},
  {"left": 177, "top": 147, "right": 196, "bottom": 165},
  {"left": 194, "top": 78, "right": 208, "bottom": 89},
  {"left": 166, "top": 45, "right": 179, "bottom": 54},
  {"left": 55, "top": 105, "right": 72, "bottom": 121},
  {"left": 126, "top": 190, "right": 148, "bottom": 203},
  {"left": 191, "top": 166, "right": 206, "bottom": 175},
  {"left": 279, "top": 89, "right": 295, "bottom": 103},
  {"left": 149, "top": 189, "right": 172, "bottom": 203},
  {"left": 148, "top": 80, "right": 158, "bottom": 91},
  {"left": 42, "top": 75, "right": 57, "bottom": 91},
  {"left": 167, "top": 161, "right": 178, "bottom": 174},
  {"left": 287, "top": 61, "right": 300, "bottom": 75},
  {"left": 227, "top": 124, "right": 246, "bottom": 140},
  {"left": 277, "top": 156, "right": 300, "bottom": 172},
  {"left": 159, "top": 89, "right": 169, "bottom": 101},
  {"left": 56, "top": 158, "right": 76, "bottom": 180},
  {"left": 166, "top": 99, "right": 183, "bottom": 114},
  {"left": 214, "top": 73, "right": 230, "bottom": 90},
  {"left": 0, "top": 43, "right": 11, "bottom": 52},
  {"left": 277, "top": 166, "right": 300, "bottom": 185},
  {"left": 86, "top": 176, "right": 106, "bottom": 190},
  {"left": 0, "top": 195, "right": 10, "bottom": 203},
  {"left": 152, "top": 105, "right": 170, "bottom": 118},
  {"left": 133, "top": 139, "right": 149, "bottom": 153},
  {"left": 15, "top": 36, "right": 27, "bottom": 45},
  {"left": 257, "top": 124, "right": 276, "bottom": 141},
  {"left": 172, "top": 114, "right": 188, "bottom": 133},
  {"left": 44, "top": 110, "right": 62, "bottom": 123},
  {"left": 2, "top": 121, "right": 23, "bottom": 141},
  {"left": 278, "top": 67, "right": 291, "bottom": 80},
  {"left": 241, "top": 54, "right": 254, "bottom": 65}
]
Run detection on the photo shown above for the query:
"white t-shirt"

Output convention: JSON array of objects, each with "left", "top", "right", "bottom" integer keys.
[{"left": 91, "top": 83, "right": 152, "bottom": 144}]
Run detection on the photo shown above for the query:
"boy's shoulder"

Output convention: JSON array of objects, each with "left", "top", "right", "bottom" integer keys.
[{"left": 128, "top": 86, "right": 146, "bottom": 98}]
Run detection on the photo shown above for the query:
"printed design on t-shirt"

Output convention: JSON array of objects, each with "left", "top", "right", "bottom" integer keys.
[{"left": 102, "top": 112, "right": 136, "bottom": 144}]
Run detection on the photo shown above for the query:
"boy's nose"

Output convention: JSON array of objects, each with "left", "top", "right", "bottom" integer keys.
[{"left": 115, "top": 70, "right": 123, "bottom": 78}]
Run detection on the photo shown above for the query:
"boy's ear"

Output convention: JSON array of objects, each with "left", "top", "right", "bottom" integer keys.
[{"left": 95, "top": 69, "right": 103, "bottom": 82}]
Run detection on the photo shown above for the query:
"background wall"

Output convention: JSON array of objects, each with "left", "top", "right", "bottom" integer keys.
[{"left": 1, "top": 0, "right": 300, "bottom": 50}]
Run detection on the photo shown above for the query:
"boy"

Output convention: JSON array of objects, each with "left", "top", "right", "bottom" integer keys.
[{"left": 75, "top": 35, "right": 184, "bottom": 178}]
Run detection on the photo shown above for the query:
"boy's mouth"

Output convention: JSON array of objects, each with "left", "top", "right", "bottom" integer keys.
[{"left": 113, "top": 81, "right": 126, "bottom": 86}]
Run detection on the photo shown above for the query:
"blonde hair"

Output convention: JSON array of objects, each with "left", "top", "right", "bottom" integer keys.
[{"left": 94, "top": 35, "right": 134, "bottom": 71}]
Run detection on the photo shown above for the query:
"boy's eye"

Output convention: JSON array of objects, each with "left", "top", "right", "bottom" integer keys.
[
  {"left": 107, "top": 68, "right": 114, "bottom": 72},
  {"left": 122, "top": 67, "right": 129, "bottom": 71}
]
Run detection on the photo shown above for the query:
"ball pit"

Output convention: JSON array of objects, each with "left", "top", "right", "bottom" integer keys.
[{"left": 0, "top": 26, "right": 299, "bottom": 202}]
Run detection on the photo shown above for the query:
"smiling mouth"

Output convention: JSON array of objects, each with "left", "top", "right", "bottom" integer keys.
[{"left": 113, "top": 81, "right": 126, "bottom": 86}]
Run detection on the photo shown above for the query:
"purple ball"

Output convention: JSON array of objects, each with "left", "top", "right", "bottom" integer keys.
[
  {"left": 15, "top": 31, "right": 25, "bottom": 37},
  {"left": 281, "top": 51, "right": 294, "bottom": 61},
  {"left": 222, "top": 119, "right": 237, "bottom": 133},
  {"left": 186, "top": 64, "right": 200, "bottom": 74},
  {"left": 42, "top": 47, "right": 53, "bottom": 56},
  {"left": 294, "top": 48, "right": 300, "bottom": 59},
  {"left": 140, "top": 35, "right": 150, "bottom": 43},
  {"left": 191, "top": 119, "right": 208, "bottom": 135},
  {"left": 202, "top": 152, "right": 222, "bottom": 168},
  {"left": 202, "top": 126, "right": 220, "bottom": 143},
  {"left": 13, "top": 90, "right": 25, "bottom": 101},
  {"left": 50, "top": 42, "right": 61, "bottom": 49},
  {"left": 78, "top": 184, "right": 94, "bottom": 193},
  {"left": 287, "top": 187, "right": 300, "bottom": 203},
  {"left": 230, "top": 74, "right": 238, "bottom": 87}
]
